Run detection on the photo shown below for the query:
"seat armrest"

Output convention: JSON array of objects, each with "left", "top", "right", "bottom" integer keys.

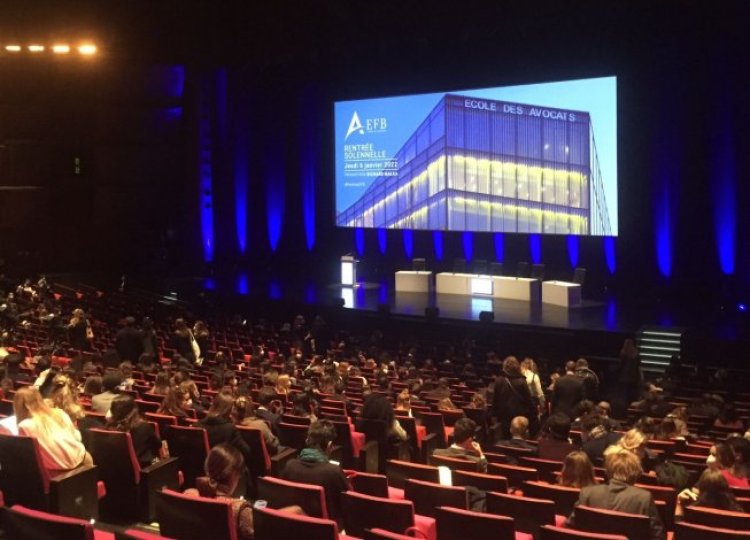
[
  {"left": 49, "top": 464, "right": 99, "bottom": 520},
  {"left": 270, "top": 448, "right": 298, "bottom": 476},
  {"left": 420, "top": 433, "right": 438, "bottom": 463},
  {"left": 141, "top": 457, "right": 181, "bottom": 522}
]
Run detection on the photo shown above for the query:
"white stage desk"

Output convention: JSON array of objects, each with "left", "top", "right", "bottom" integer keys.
[
  {"left": 542, "top": 280, "right": 582, "bottom": 307},
  {"left": 492, "top": 276, "right": 541, "bottom": 302},
  {"left": 435, "top": 273, "right": 540, "bottom": 302},
  {"left": 395, "top": 271, "right": 434, "bottom": 293}
]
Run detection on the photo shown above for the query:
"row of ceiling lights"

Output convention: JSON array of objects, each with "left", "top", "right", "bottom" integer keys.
[{"left": 2, "top": 43, "right": 97, "bottom": 55}]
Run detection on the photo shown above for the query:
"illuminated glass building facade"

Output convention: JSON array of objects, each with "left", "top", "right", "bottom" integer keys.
[{"left": 336, "top": 94, "right": 612, "bottom": 235}]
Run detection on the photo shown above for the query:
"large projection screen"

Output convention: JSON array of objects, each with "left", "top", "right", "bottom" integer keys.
[{"left": 335, "top": 76, "right": 617, "bottom": 236}]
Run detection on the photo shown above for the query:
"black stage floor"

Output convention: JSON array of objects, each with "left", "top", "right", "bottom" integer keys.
[{"left": 166, "top": 271, "right": 749, "bottom": 343}]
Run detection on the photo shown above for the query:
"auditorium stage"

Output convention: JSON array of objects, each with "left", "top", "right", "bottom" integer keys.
[
  {"left": 165, "top": 270, "right": 743, "bottom": 338},
  {"left": 121, "top": 268, "right": 748, "bottom": 367}
]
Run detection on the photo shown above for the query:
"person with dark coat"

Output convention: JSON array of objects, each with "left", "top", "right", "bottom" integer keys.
[
  {"left": 115, "top": 316, "right": 144, "bottom": 363},
  {"left": 537, "top": 412, "right": 579, "bottom": 462},
  {"left": 107, "top": 394, "right": 162, "bottom": 467},
  {"left": 581, "top": 413, "right": 622, "bottom": 463},
  {"left": 493, "top": 356, "right": 537, "bottom": 439},
  {"left": 433, "top": 418, "right": 488, "bottom": 473},
  {"left": 567, "top": 449, "right": 665, "bottom": 540},
  {"left": 281, "top": 420, "right": 350, "bottom": 527},
  {"left": 197, "top": 390, "right": 252, "bottom": 466},
  {"left": 255, "top": 387, "right": 282, "bottom": 436},
  {"left": 551, "top": 361, "right": 584, "bottom": 420}
]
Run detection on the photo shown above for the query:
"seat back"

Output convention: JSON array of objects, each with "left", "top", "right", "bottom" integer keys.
[
  {"left": 237, "top": 426, "right": 272, "bottom": 478},
  {"left": 572, "top": 267, "right": 587, "bottom": 286},
  {"left": 435, "top": 505, "right": 515, "bottom": 540},
  {"left": 386, "top": 459, "right": 440, "bottom": 489},
  {"left": 278, "top": 422, "right": 309, "bottom": 450},
  {"left": 530, "top": 263, "right": 545, "bottom": 280},
  {"left": 574, "top": 505, "right": 650, "bottom": 540},
  {"left": 539, "top": 525, "right": 627, "bottom": 540},
  {"left": 281, "top": 414, "right": 312, "bottom": 426},
  {"left": 487, "top": 462, "right": 539, "bottom": 488},
  {"left": 452, "top": 470, "right": 508, "bottom": 493},
  {"left": 257, "top": 476, "right": 328, "bottom": 519},
  {"left": 0, "top": 434, "right": 50, "bottom": 509},
  {"left": 634, "top": 483, "right": 676, "bottom": 530},
  {"left": 164, "top": 425, "right": 210, "bottom": 489},
  {"left": 404, "top": 479, "right": 467, "bottom": 517},
  {"left": 1, "top": 505, "right": 94, "bottom": 540},
  {"left": 88, "top": 429, "right": 142, "bottom": 520},
  {"left": 473, "top": 259, "right": 488, "bottom": 275},
  {"left": 412, "top": 258, "right": 427, "bottom": 272},
  {"left": 342, "top": 491, "right": 415, "bottom": 538},
  {"left": 522, "top": 481, "right": 580, "bottom": 516},
  {"left": 144, "top": 413, "right": 177, "bottom": 437},
  {"left": 254, "top": 506, "right": 338, "bottom": 540},
  {"left": 682, "top": 505, "right": 750, "bottom": 531},
  {"left": 155, "top": 489, "right": 236, "bottom": 540},
  {"left": 519, "top": 457, "right": 563, "bottom": 483},
  {"left": 430, "top": 454, "right": 480, "bottom": 472},
  {"left": 673, "top": 521, "right": 750, "bottom": 540},
  {"left": 486, "top": 492, "right": 555, "bottom": 535},
  {"left": 493, "top": 443, "right": 536, "bottom": 460},
  {"left": 350, "top": 472, "right": 390, "bottom": 498},
  {"left": 363, "top": 528, "right": 416, "bottom": 540},
  {"left": 417, "top": 412, "right": 448, "bottom": 447}
]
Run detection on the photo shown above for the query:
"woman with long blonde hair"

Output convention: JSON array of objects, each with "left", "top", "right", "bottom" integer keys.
[
  {"left": 46, "top": 373, "right": 85, "bottom": 423},
  {"left": 14, "top": 386, "right": 92, "bottom": 473}
]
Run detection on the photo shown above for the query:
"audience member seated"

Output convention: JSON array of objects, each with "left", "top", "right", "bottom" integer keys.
[
  {"left": 256, "top": 387, "right": 282, "bottom": 435},
  {"left": 186, "top": 444, "right": 303, "bottom": 540},
  {"left": 107, "top": 394, "right": 162, "bottom": 467},
  {"left": 676, "top": 467, "right": 743, "bottom": 517},
  {"left": 47, "top": 373, "right": 100, "bottom": 445},
  {"left": 91, "top": 371, "right": 122, "bottom": 414},
  {"left": 559, "top": 450, "right": 597, "bottom": 489},
  {"left": 233, "top": 395, "right": 280, "bottom": 455},
  {"left": 581, "top": 414, "right": 621, "bottom": 463},
  {"left": 433, "top": 417, "right": 488, "bottom": 473},
  {"left": 715, "top": 437, "right": 750, "bottom": 488},
  {"left": 426, "top": 378, "right": 452, "bottom": 400},
  {"left": 437, "top": 397, "right": 460, "bottom": 411},
  {"left": 537, "top": 413, "right": 578, "bottom": 462},
  {"left": 361, "top": 392, "right": 408, "bottom": 442},
  {"left": 197, "top": 390, "right": 252, "bottom": 464},
  {"left": 280, "top": 420, "right": 350, "bottom": 526},
  {"left": 275, "top": 374, "right": 291, "bottom": 397},
  {"left": 149, "top": 371, "right": 172, "bottom": 396},
  {"left": 158, "top": 385, "right": 193, "bottom": 418},
  {"left": 14, "top": 386, "right": 93, "bottom": 473},
  {"left": 567, "top": 449, "right": 664, "bottom": 540},
  {"left": 395, "top": 389, "right": 413, "bottom": 417},
  {"left": 714, "top": 404, "right": 746, "bottom": 431},
  {"left": 496, "top": 415, "right": 537, "bottom": 462}
]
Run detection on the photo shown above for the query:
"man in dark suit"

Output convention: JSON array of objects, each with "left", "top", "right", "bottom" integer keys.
[
  {"left": 115, "top": 316, "right": 144, "bottom": 363},
  {"left": 255, "top": 387, "right": 282, "bottom": 435},
  {"left": 433, "top": 417, "right": 488, "bottom": 473},
  {"left": 495, "top": 416, "right": 537, "bottom": 464},
  {"left": 552, "top": 361, "right": 584, "bottom": 420},
  {"left": 567, "top": 449, "right": 665, "bottom": 540}
]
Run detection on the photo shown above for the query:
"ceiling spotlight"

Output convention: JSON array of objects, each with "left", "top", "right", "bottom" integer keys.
[
  {"left": 28, "top": 45, "right": 45, "bottom": 53},
  {"left": 52, "top": 44, "right": 70, "bottom": 54},
  {"left": 5, "top": 45, "right": 21, "bottom": 52},
  {"left": 78, "top": 43, "right": 97, "bottom": 56}
]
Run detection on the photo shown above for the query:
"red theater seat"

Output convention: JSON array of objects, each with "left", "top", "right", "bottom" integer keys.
[{"left": 0, "top": 505, "right": 114, "bottom": 540}]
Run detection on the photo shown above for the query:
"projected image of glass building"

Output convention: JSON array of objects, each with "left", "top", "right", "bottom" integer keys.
[{"left": 336, "top": 94, "right": 613, "bottom": 235}]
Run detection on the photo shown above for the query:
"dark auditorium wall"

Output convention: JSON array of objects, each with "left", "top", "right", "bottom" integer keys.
[{"left": 0, "top": 61, "right": 189, "bottom": 275}]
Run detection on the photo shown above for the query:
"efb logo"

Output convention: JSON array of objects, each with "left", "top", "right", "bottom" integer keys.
[
  {"left": 345, "top": 111, "right": 387, "bottom": 141},
  {"left": 345, "top": 111, "right": 365, "bottom": 140}
]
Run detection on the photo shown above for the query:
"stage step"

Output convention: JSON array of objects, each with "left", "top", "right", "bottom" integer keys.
[{"left": 636, "top": 327, "right": 683, "bottom": 372}]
